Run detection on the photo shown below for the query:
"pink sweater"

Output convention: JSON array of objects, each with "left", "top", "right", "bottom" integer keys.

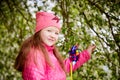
[{"left": 22, "top": 45, "right": 90, "bottom": 80}]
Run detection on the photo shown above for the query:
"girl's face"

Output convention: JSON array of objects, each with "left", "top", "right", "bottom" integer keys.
[{"left": 40, "top": 26, "right": 60, "bottom": 46}]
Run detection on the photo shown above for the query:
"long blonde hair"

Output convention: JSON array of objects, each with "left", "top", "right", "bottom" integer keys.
[{"left": 14, "top": 31, "right": 66, "bottom": 72}]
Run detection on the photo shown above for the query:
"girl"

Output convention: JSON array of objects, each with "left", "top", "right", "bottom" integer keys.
[{"left": 14, "top": 11, "right": 96, "bottom": 80}]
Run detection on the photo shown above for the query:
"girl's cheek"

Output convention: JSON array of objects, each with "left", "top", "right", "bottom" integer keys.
[{"left": 56, "top": 36, "right": 59, "bottom": 40}]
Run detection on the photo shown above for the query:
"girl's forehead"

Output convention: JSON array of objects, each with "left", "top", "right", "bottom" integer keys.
[{"left": 44, "top": 26, "right": 60, "bottom": 31}]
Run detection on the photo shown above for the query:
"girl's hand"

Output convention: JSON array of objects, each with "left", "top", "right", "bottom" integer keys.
[{"left": 86, "top": 44, "right": 96, "bottom": 55}]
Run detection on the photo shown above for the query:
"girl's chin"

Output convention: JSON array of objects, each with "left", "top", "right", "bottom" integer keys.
[{"left": 46, "top": 43, "right": 54, "bottom": 46}]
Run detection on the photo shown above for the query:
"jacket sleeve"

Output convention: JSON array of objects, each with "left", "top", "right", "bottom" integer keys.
[
  {"left": 22, "top": 50, "right": 46, "bottom": 80},
  {"left": 64, "top": 50, "right": 90, "bottom": 73}
]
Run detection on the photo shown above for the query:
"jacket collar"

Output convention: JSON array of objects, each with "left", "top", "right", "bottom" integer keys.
[{"left": 43, "top": 43, "right": 54, "bottom": 52}]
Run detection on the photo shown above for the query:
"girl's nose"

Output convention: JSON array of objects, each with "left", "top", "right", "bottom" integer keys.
[{"left": 50, "top": 33, "right": 56, "bottom": 38}]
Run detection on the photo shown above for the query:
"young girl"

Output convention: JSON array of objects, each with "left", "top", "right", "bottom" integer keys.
[{"left": 14, "top": 11, "right": 96, "bottom": 80}]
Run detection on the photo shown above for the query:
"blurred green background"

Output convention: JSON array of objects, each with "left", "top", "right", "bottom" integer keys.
[{"left": 0, "top": 0, "right": 120, "bottom": 80}]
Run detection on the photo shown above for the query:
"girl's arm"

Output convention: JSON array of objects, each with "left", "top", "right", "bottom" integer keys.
[
  {"left": 22, "top": 50, "right": 46, "bottom": 80},
  {"left": 64, "top": 45, "right": 96, "bottom": 73},
  {"left": 22, "top": 64, "right": 46, "bottom": 80}
]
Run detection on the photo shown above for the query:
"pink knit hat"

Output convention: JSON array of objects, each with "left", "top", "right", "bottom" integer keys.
[{"left": 35, "top": 12, "right": 61, "bottom": 33}]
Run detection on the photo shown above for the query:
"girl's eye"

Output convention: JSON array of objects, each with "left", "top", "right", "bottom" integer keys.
[
  {"left": 47, "top": 30, "right": 52, "bottom": 32},
  {"left": 55, "top": 32, "right": 59, "bottom": 35}
]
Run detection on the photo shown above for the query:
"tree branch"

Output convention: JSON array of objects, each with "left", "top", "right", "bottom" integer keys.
[
  {"left": 107, "top": 15, "right": 120, "bottom": 49},
  {"left": 82, "top": 12, "right": 110, "bottom": 46},
  {"left": 11, "top": 0, "right": 31, "bottom": 27},
  {"left": 82, "top": 12, "right": 118, "bottom": 67},
  {"left": 87, "top": 0, "right": 120, "bottom": 21},
  {"left": 87, "top": 0, "right": 120, "bottom": 52}
]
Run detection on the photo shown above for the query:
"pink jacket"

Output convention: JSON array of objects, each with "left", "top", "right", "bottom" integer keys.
[{"left": 22, "top": 45, "right": 90, "bottom": 80}]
